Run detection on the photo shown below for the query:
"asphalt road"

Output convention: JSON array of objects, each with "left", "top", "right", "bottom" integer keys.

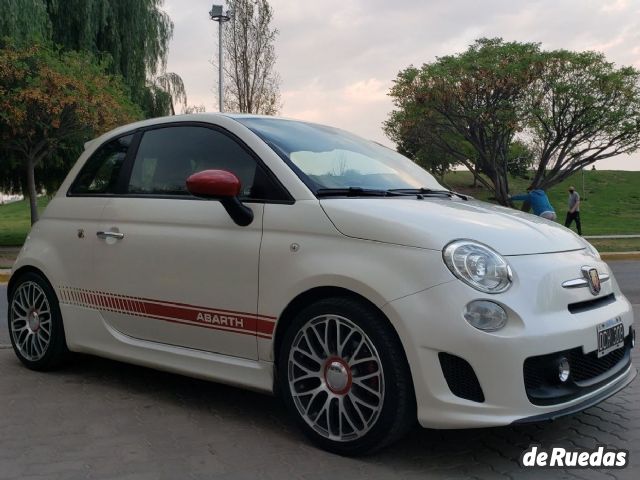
[
  {"left": 609, "top": 260, "right": 640, "bottom": 305},
  {"left": 0, "top": 260, "right": 638, "bottom": 479}
]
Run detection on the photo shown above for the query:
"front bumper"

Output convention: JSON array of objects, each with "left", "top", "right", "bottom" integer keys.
[
  {"left": 382, "top": 250, "right": 636, "bottom": 429},
  {"left": 514, "top": 365, "right": 636, "bottom": 424}
]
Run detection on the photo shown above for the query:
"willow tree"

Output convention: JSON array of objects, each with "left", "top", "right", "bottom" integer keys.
[
  {"left": 153, "top": 72, "right": 188, "bottom": 115},
  {"left": 222, "top": 0, "right": 281, "bottom": 114},
  {"left": 44, "top": 0, "right": 177, "bottom": 117},
  {"left": 0, "top": 0, "right": 50, "bottom": 43}
]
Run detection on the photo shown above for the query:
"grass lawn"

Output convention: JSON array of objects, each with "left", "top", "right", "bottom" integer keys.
[
  {"left": 0, "top": 197, "right": 50, "bottom": 247},
  {"left": 443, "top": 170, "right": 640, "bottom": 236}
]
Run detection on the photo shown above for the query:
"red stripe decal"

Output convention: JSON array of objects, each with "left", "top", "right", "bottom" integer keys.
[
  {"left": 134, "top": 295, "right": 277, "bottom": 320},
  {"left": 142, "top": 301, "right": 257, "bottom": 333},
  {"left": 59, "top": 286, "right": 276, "bottom": 339},
  {"left": 256, "top": 318, "right": 276, "bottom": 336}
]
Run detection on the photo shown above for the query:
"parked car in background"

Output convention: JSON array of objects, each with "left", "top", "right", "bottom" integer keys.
[{"left": 7, "top": 114, "right": 636, "bottom": 454}]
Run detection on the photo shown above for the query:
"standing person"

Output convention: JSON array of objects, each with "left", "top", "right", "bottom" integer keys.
[
  {"left": 565, "top": 185, "right": 582, "bottom": 235},
  {"left": 510, "top": 186, "right": 557, "bottom": 220}
]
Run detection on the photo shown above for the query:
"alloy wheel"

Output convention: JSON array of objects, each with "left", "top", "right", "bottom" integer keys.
[
  {"left": 10, "top": 281, "right": 52, "bottom": 362},
  {"left": 287, "top": 314, "right": 385, "bottom": 442}
]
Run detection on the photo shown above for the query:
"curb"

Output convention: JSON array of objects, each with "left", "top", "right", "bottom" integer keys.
[{"left": 600, "top": 252, "right": 640, "bottom": 261}]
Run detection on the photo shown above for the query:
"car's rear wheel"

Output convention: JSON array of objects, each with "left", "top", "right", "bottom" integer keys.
[
  {"left": 8, "top": 271, "right": 69, "bottom": 370},
  {"left": 278, "top": 297, "right": 415, "bottom": 455}
]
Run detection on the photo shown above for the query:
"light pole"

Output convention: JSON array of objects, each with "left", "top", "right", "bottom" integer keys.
[{"left": 210, "top": 4, "right": 231, "bottom": 112}]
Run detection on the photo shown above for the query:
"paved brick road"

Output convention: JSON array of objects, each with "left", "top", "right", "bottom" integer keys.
[{"left": 0, "top": 262, "right": 638, "bottom": 479}]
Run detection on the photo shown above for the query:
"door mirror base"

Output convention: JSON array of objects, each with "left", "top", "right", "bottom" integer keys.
[{"left": 221, "top": 197, "right": 254, "bottom": 227}]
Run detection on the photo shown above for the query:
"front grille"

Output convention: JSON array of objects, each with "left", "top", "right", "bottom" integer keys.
[
  {"left": 568, "top": 293, "right": 615, "bottom": 314},
  {"left": 439, "top": 352, "right": 485, "bottom": 403},
  {"left": 523, "top": 334, "right": 632, "bottom": 406},
  {"left": 568, "top": 344, "right": 627, "bottom": 382}
]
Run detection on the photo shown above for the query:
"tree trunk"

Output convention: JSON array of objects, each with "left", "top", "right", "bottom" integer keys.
[
  {"left": 493, "top": 172, "right": 510, "bottom": 206},
  {"left": 472, "top": 165, "right": 479, "bottom": 187},
  {"left": 26, "top": 159, "right": 39, "bottom": 225}
]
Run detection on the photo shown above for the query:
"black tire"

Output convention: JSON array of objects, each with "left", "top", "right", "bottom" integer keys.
[
  {"left": 278, "top": 296, "right": 416, "bottom": 455},
  {"left": 8, "top": 271, "right": 69, "bottom": 371}
]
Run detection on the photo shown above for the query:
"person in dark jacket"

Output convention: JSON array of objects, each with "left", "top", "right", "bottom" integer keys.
[{"left": 510, "top": 186, "right": 557, "bottom": 220}]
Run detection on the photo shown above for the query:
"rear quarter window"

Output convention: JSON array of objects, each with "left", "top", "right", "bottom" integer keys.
[{"left": 69, "top": 134, "right": 133, "bottom": 194}]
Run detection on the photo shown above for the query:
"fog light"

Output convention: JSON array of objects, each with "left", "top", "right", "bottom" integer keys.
[
  {"left": 464, "top": 300, "right": 507, "bottom": 331},
  {"left": 558, "top": 357, "right": 570, "bottom": 383},
  {"left": 632, "top": 327, "right": 635, "bottom": 348}
]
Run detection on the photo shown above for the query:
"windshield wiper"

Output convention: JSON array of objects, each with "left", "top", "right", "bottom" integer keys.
[
  {"left": 388, "top": 188, "right": 469, "bottom": 201},
  {"left": 316, "top": 187, "right": 404, "bottom": 197},
  {"left": 316, "top": 187, "right": 469, "bottom": 200}
]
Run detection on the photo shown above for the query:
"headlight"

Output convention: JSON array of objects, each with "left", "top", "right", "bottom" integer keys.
[
  {"left": 443, "top": 240, "right": 512, "bottom": 293},
  {"left": 464, "top": 300, "right": 508, "bottom": 331}
]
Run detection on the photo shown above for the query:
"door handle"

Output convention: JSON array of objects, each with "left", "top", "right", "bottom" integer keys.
[{"left": 96, "top": 231, "right": 124, "bottom": 240}]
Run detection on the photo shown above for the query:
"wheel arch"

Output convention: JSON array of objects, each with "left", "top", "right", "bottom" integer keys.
[
  {"left": 7, "top": 265, "right": 52, "bottom": 297},
  {"left": 272, "top": 286, "right": 408, "bottom": 380}
]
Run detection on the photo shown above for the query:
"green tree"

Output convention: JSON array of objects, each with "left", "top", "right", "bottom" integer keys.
[
  {"left": 385, "top": 39, "right": 542, "bottom": 205},
  {"left": 507, "top": 140, "right": 534, "bottom": 180},
  {"left": 385, "top": 110, "right": 468, "bottom": 183},
  {"left": 0, "top": 43, "right": 141, "bottom": 224},
  {"left": 526, "top": 50, "right": 640, "bottom": 189}
]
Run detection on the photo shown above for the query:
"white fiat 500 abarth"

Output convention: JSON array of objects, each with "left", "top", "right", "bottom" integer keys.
[{"left": 8, "top": 114, "right": 636, "bottom": 455}]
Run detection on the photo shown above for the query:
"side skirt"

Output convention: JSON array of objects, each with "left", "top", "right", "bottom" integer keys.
[{"left": 61, "top": 304, "right": 275, "bottom": 394}]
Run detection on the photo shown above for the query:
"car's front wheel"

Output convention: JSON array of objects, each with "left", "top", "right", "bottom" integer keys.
[
  {"left": 8, "top": 271, "right": 69, "bottom": 370},
  {"left": 278, "top": 297, "right": 415, "bottom": 455}
]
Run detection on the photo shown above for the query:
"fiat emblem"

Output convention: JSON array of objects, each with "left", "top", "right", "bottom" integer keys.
[{"left": 581, "top": 266, "right": 601, "bottom": 296}]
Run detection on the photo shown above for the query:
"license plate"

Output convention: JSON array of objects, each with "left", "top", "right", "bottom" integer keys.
[{"left": 597, "top": 317, "right": 625, "bottom": 358}]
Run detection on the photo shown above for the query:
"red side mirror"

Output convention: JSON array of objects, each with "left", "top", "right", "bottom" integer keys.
[
  {"left": 186, "top": 169, "right": 241, "bottom": 198},
  {"left": 185, "top": 169, "right": 254, "bottom": 227}
]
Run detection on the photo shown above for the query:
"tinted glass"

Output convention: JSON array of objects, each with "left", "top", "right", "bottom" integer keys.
[
  {"left": 237, "top": 117, "right": 442, "bottom": 192},
  {"left": 71, "top": 135, "right": 132, "bottom": 194},
  {"left": 128, "top": 126, "right": 279, "bottom": 199}
]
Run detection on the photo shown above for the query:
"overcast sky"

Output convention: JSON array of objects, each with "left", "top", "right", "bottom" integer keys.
[{"left": 163, "top": 0, "right": 640, "bottom": 170}]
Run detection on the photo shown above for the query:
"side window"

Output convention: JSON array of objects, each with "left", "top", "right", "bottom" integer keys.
[
  {"left": 70, "top": 134, "right": 133, "bottom": 194},
  {"left": 128, "top": 126, "right": 284, "bottom": 200}
]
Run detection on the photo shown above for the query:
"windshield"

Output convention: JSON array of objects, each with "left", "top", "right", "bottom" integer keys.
[{"left": 235, "top": 117, "right": 443, "bottom": 193}]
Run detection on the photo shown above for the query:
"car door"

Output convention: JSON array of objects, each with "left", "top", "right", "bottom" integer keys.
[
  {"left": 52, "top": 134, "right": 135, "bottom": 296},
  {"left": 92, "top": 124, "right": 282, "bottom": 359}
]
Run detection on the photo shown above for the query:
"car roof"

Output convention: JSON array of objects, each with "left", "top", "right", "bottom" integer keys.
[{"left": 84, "top": 113, "right": 300, "bottom": 151}]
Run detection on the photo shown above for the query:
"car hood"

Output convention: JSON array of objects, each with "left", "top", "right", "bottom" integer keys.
[{"left": 320, "top": 197, "right": 584, "bottom": 256}]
